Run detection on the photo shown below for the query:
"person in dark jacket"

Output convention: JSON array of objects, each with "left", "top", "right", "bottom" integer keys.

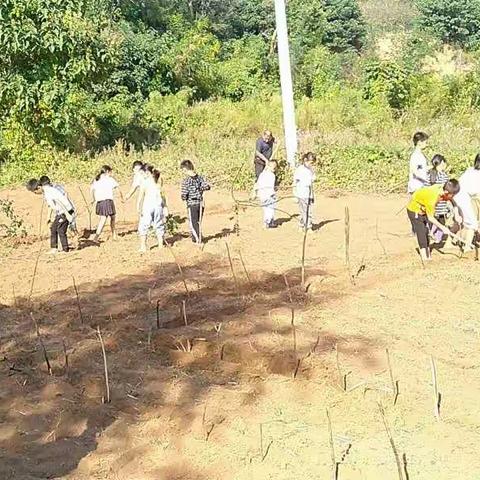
[
  {"left": 254, "top": 130, "right": 275, "bottom": 179},
  {"left": 180, "top": 160, "right": 211, "bottom": 244}
]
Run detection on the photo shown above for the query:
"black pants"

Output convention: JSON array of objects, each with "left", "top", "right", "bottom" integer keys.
[
  {"left": 254, "top": 160, "right": 266, "bottom": 180},
  {"left": 407, "top": 210, "right": 429, "bottom": 249},
  {"left": 188, "top": 204, "right": 204, "bottom": 243},
  {"left": 51, "top": 214, "right": 70, "bottom": 250}
]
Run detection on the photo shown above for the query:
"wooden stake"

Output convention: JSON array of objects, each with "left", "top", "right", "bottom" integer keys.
[
  {"left": 386, "top": 349, "right": 399, "bottom": 406},
  {"left": 238, "top": 250, "right": 251, "bottom": 285},
  {"left": 335, "top": 343, "right": 346, "bottom": 392},
  {"left": 166, "top": 243, "right": 190, "bottom": 296},
  {"left": 72, "top": 277, "right": 84, "bottom": 324},
  {"left": 345, "top": 206, "right": 354, "bottom": 285},
  {"left": 326, "top": 409, "right": 338, "bottom": 480},
  {"left": 225, "top": 242, "right": 240, "bottom": 297},
  {"left": 96, "top": 326, "right": 111, "bottom": 404},
  {"left": 291, "top": 308, "right": 297, "bottom": 361},
  {"left": 379, "top": 404, "right": 405, "bottom": 480},
  {"left": 62, "top": 339, "right": 69, "bottom": 371},
  {"left": 30, "top": 312, "right": 40, "bottom": 337},
  {"left": 300, "top": 195, "right": 311, "bottom": 289},
  {"left": 430, "top": 356, "right": 441, "bottom": 421},
  {"left": 156, "top": 299, "right": 162, "bottom": 329},
  {"left": 259, "top": 423, "right": 264, "bottom": 459},
  {"left": 283, "top": 273, "right": 293, "bottom": 304},
  {"left": 182, "top": 299, "right": 188, "bottom": 326},
  {"left": 78, "top": 186, "right": 92, "bottom": 231},
  {"left": 28, "top": 200, "right": 45, "bottom": 302},
  {"left": 39, "top": 336, "right": 52, "bottom": 375}
]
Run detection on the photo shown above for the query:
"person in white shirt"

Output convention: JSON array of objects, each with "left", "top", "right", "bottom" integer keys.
[
  {"left": 124, "top": 161, "right": 145, "bottom": 202},
  {"left": 137, "top": 165, "right": 168, "bottom": 253},
  {"left": 253, "top": 160, "right": 277, "bottom": 229},
  {"left": 294, "top": 152, "right": 316, "bottom": 230},
  {"left": 408, "top": 132, "right": 429, "bottom": 194},
  {"left": 39, "top": 175, "right": 78, "bottom": 235},
  {"left": 90, "top": 165, "right": 123, "bottom": 242},
  {"left": 26, "top": 177, "right": 75, "bottom": 254},
  {"left": 455, "top": 154, "right": 480, "bottom": 251}
]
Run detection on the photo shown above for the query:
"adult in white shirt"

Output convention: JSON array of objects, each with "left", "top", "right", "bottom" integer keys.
[
  {"left": 90, "top": 165, "right": 123, "bottom": 242},
  {"left": 294, "top": 152, "right": 316, "bottom": 230},
  {"left": 253, "top": 160, "right": 277, "bottom": 229},
  {"left": 455, "top": 155, "right": 480, "bottom": 250},
  {"left": 408, "top": 132, "right": 429, "bottom": 194}
]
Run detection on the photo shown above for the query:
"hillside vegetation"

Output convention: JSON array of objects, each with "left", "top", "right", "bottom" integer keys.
[{"left": 1, "top": 0, "right": 480, "bottom": 190}]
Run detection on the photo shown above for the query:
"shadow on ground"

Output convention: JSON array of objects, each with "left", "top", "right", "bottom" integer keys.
[{"left": 0, "top": 251, "right": 380, "bottom": 479}]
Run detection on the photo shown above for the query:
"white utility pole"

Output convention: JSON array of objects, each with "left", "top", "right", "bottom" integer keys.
[{"left": 274, "top": 0, "right": 298, "bottom": 168}]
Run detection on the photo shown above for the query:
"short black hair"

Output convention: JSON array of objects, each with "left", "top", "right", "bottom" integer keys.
[
  {"left": 413, "top": 131, "right": 429, "bottom": 146},
  {"left": 474, "top": 154, "right": 480, "bottom": 170},
  {"left": 444, "top": 179, "right": 460, "bottom": 195},
  {"left": 26, "top": 179, "right": 40, "bottom": 192},
  {"left": 39, "top": 176, "right": 51, "bottom": 186},
  {"left": 180, "top": 160, "right": 195, "bottom": 171},
  {"left": 132, "top": 160, "right": 143, "bottom": 169}
]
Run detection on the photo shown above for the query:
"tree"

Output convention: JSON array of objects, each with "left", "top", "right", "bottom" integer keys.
[
  {"left": 416, "top": 0, "right": 480, "bottom": 49},
  {"left": 323, "top": 0, "right": 366, "bottom": 52}
]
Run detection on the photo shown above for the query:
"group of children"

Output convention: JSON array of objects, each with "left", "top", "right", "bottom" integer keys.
[
  {"left": 407, "top": 131, "right": 480, "bottom": 260},
  {"left": 253, "top": 152, "right": 317, "bottom": 230},
  {"left": 26, "top": 130, "right": 480, "bottom": 262},
  {"left": 26, "top": 160, "right": 210, "bottom": 254}
]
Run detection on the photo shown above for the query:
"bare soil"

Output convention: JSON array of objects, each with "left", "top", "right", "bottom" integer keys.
[{"left": 0, "top": 183, "right": 479, "bottom": 480}]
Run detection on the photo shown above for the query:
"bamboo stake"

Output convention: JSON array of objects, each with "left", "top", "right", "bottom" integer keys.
[
  {"left": 335, "top": 343, "right": 346, "bottom": 392},
  {"left": 300, "top": 195, "right": 312, "bottom": 289},
  {"left": 72, "top": 277, "right": 84, "bottom": 324},
  {"left": 386, "top": 349, "right": 399, "bottom": 406},
  {"left": 39, "top": 336, "right": 52, "bottom": 375},
  {"left": 28, "top": 200, "right": 45, "bottom": 302},
  {"left": 238, "top": 250, "right": 251, "bottom": 285},
  {"left": 30, "top": 312, "right": 40, "bottom": 337},
  {"left": 430, "top": 356, "right": 441, "bottom": 421},
  {"left": 326, "top": 409, "right": 338, "bottom": 480},
  {"left": 96, "top": 326, "right": 111, "bottom": 404},
  {"left": 156, "top": 299, "right": 162, "bottom": 329},
  {"left": 283, "top": 273, "right": 293, "bottom": 304},
  {"left": 379, "top": 404, "right": 405, "bottom": 480},
  {"left": 63, "top": 339, "right": 69, "bottom": 371},
  {"left": 182, "top": 299, "right": 188, "bottom": 326},
  {"left": 78, "top": 186, "right": 92, "bottom": 231},
  {"left": 166, "top": 243, "right": 190, "bottom": 296},
  {"left": 225, "top": 242, "right": 240, "bottom": 297},
  {"left": 345, "top": 206, "right": 354, "bottom": 285}
]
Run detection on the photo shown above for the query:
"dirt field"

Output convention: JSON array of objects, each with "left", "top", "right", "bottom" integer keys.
[{"left": 1, "top": 183, "right": 479, "bottom": 480}]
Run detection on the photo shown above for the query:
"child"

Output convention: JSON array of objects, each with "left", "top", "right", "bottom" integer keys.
[
  {"left": 26, "top": 178, "right": 75, "bottom": 254},
  {"left": 408, "top": 132, "right": 429, "bottom": 194},
  {"left": 125, "top": 161, "right": 145, "bottom": 201},
  {"left": 254, "top": 159, "right": 277, "bottom": 229},
  {"left": 294, "top": 152, "right": 316, "bottom": 230},
  {"left": 90, "top": 165, "right": 123, "bottom": 242},
  {"left": 137, "top": 165, "right": 167, "bottom": 253},
  {"left": 426, "top": 155, "right": 450, "bottom": 243},
  {"left": 407, "top": 180, "right": 465, "bottom": 261},
  {"left": 456, "top": 154, "right": 480, "bottom": 251},
  {"left": 180, "top": 160, "right": 210, "bottom": 244},
  {"left": 39, "top": 176, "right": 78, "bottom": 235}
]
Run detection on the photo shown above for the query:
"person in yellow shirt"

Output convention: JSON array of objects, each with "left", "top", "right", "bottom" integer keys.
[{"left": 407, "top": 180, "right": 465, "bottom": 261}]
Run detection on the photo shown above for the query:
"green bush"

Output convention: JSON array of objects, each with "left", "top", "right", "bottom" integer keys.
[
  {"left": 415, "top": 0, "right": 480, "bottom": 49},
  {"left": 362, "top": 58, "right": 412, "bottom": 110},
  {"left": 296, "top": 46, "right": 343, "bottom": 98}
]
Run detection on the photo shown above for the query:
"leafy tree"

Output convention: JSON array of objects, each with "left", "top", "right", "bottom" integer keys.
[
  {"left": 323, "top": 0, "right": 366, "bottom": 52},
  {"left": 416, "top": 0, "right": 480, "bottom": 49}
]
